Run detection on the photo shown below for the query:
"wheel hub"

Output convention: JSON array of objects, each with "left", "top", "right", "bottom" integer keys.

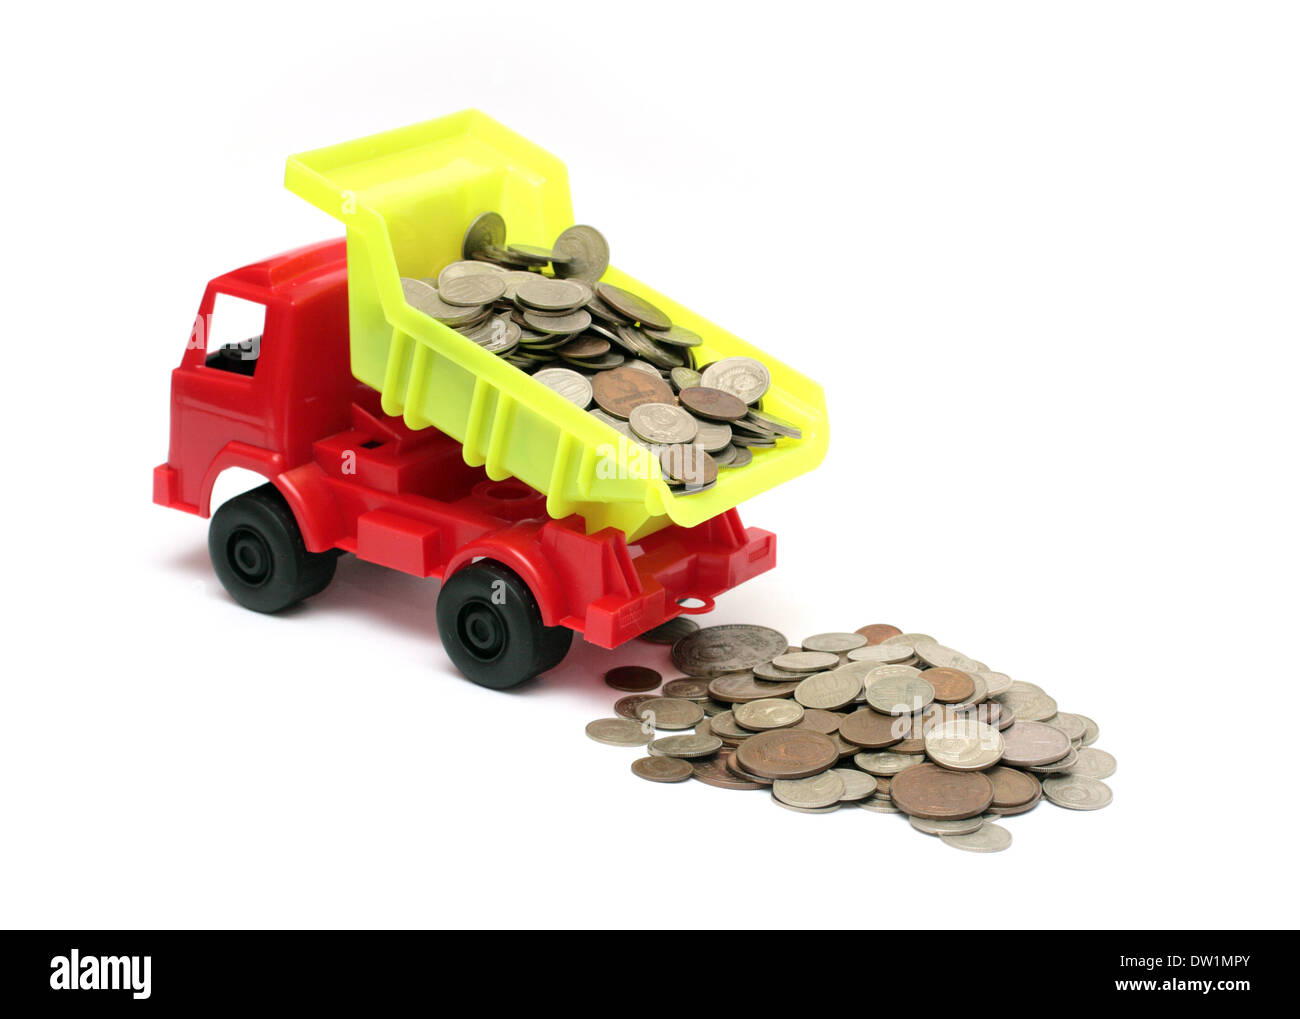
[
  {"left": 458, "top": 600, "right": 505, "bottom": 661},
  {"left": 227, "top": 527, "right": 273, "bottom": 587}
]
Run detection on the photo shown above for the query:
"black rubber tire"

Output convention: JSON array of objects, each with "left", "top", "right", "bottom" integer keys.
[
  {"left": 208, "top": 483, "right": 338, "bottom": 613},
  {"left": 437, "top": 560, "right": 573, "bottom": 689}
]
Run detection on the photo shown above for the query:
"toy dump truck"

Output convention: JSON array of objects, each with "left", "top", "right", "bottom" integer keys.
[{"left": 154, "top": 111, "right": 828, "bottom": 688}]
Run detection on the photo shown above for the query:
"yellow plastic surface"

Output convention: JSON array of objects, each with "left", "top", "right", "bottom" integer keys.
[{"left": 285, "top": 110, "right": 828, "bottom": 539}]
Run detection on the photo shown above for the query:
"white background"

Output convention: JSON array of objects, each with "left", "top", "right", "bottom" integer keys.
[{"left": 2, "top": 1, "right": 1296, "bottom": 930}]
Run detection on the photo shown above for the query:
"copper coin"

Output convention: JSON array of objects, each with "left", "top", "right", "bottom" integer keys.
[
  {"left": 660, "top": 444, "right": 719, "bottom": 488},
  {"left": 986, "top": 765, "right": 1042, "bottom": 809},
  {"left": 889, "top": 763, "right": 994, "bottom": 820},
  {"left": 1000, "top": 720, "right": 1073, "bottom": 767},
  {"left": 631, "top": 756, "right": 692, "bottom": 783},
  {"left": 678, "top": 386, "right": 748, "bottom": 422},
  {"left": 855, "top": 623, "right": 903, "bottom": 645},
  {"left": 839, "top": 709, "right": 904, "bottom": 749},
  {"left": 735, "top": 729, "right": 838, "bottom": 780},
  {"left": 556, "top": 333, "right": 610, "bottom": 359},
  {"left": 692, "top": 751, "right": 765, "bottom": 790},
  {"left": 662, "top": 677, "right": 711, "bottom": 700},
  {"left": 592, "top": 365, "right": 674, "bottom": 418},
  {"left": 925, "top": 667, "right": 977, "bottom": 704},
  {"left": 595, "top": 282, "right": 672, "bottom": 331},
  {"left": 797, "top": 709, "right": 844, "bottom": 735},
  {"left": 604, "top": 665, "right": 662, "bottom": 692},
  {"left": 873, "top": 775, "right": 892, "bottom": 798},
  {"left": 707, "top": 673, "right": 800, "bottom": 703},
  {"left": 726, "top": 752, "right": 773, "bottom": 785},
  {"left": 614, "top": 694, "right": 658, "bottom": 720}
]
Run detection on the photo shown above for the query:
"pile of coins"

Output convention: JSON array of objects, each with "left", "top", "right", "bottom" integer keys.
[
  {"left": 400, "top": 214, "right": 802, "bottom": 492},
  {"left": 586, "top": 619, "right": 1114, "bottom": 852}
]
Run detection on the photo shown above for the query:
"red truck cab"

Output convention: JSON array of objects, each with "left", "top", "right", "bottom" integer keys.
[{"left": 156, "top": 241, "right": 777, "bottom": 688}]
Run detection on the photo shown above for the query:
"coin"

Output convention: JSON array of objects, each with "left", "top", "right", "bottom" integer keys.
[
  {"left": 604, "top": 665, "right": 662, "bottom": 692},
  {"left": 649, "top": 733, "right": 722, "bottom": 759},
  {"left": 692, "top": 751, "right": 765, "bottom": 790},
  {"left": 643, "top": 323, "right": 703, "bottom": 349},
  {"left": 986, "top": 766, "right": 1042, "bottom": 809},
  {"left": 857, "top": 798, "right": 902, "bottom": 814},
  {"left": 797, "top": 709, "right": 844, "bottom": 735},
  {"left": 916, "top": 644, "right": 987, "bottom": 673},
  {"left": 557, "top": 333, "right": 610, "bottom": 359},
  {"left": 660, "top": 444, "right": 718, "bottom": 490},
  {"left": 514, "top": 275, "right": 589, "bottom": 312},
  {"left": 889, "top": 763, "right": 994, "bottom": 820},
  {"left": 855, "top": 623, "right": 903, "bottom": 645},
  {"left": 678, "top": 386, "right": 748, "bottom": 422},
  {"left": 463, "top": 211, "right": 506, "bottom": 259},
  {"left": 662, "top": 677, "right": 710, "bottom": 700},
  {"left": 772, "top": 797, "right": 840, "bottom": 814},
  {"left": 700, "top": 357, "right": 771, "bottom": 404},
  {"left": 986, "top": 785, "right": 1042, "bottom": 816},
  {"left": 1077, "top": 714, "right": 1101, "bottom": 746},
  {"left": 533, "top": 367, "right": 593, "bottom": 408},
  {"left": 1044, "top": 712, "right": 1088, "bottom": 744},
  {"left": 614, "top": 694, "right": 658, "bottom": 721},
  {"left": 1067, "top": 747, "right": 1116, "bottom": 780},
  {"left": 1027, "top": 747, "right": 1078, "bottom": 773},
  {"left": 734, "top": 698, "right": 804, "bottom": 731},
  {"left": 639, "top": 617, "right": 700, "bottom": 645},
  {"left": 635, "top": 697, "right": 705, "bottom": 730},
  {"left": 707, "top": 673, "right": 800, "bottom": 702},
  {"left": 847, "top": 644, "right": 914, "bottom": 664},
  {"left": 400, "top": 278, "right": 488, "bottom": 326},
  {"left": 631, "top": 756, "right": 692, "bottom": 783},
  {"left": 910, "top": 814, "right": 985, "bottom": 836},
  {"left": 833, "top": 768, "right": 878, "bottom": 802},
  {"left": 727, "top": 752, "right": 773, "bottom": 784},
  {"left": 707, "top": 710, "right": 752, "bottom": 741},
  {"left": 586, "top": 718, "right": 652, "bottom": 747},
  {"left": 924, "top": 720, "right": 1004, "bottom": 771},
  {"left": 940, "top": 823, "right": 1012, "bottom": 853},
  {"left": 629, "top": 403, "right": 698, "bottom": 444},
  {"left": 672, "top": 624, "right": 788, "bottom": 679},
  {"left": 592, "top": 365, "right": 675, "bottom": 419},
  {"left": 852, "top": 750, "right": 923, "bottom": 776},
  {"left": 802, "top": 632, "right": 868, "bottom": 654},
  {"left": 839, "top": 709, "right": 905, "bottom": 749},
  {"left": 994, "top": 681, "right": 1059, "bottom": 722},
  {"left": 736, "top": 729, "right": 839, "bottom": 779},
  {"left": 772, "top": 651, "right": 840, "bottom": 673},
  {"left": 595, "top": 282, "right": 671, "bottom": 330},
  {"left": 1042, "top": 775, "right": 1113, "bottom": 810},
  {"left": 692, "top": 418, "right": 733, "bottom": 453},
  {"left": 437, "top": 259, "right": 507, "bottom": 288},
  {"left": 772, "top": 771, "right": 845, "bottom": 809},
  {"left": 551, "top": 225, "right": 610, "bottom": 283},
  {"left": 975, "top": 670, "right": 1014, "bottom": 698},
  {"left": 924, "top": 668, "right": 977, "bottom": 705},
  {"left": 1000, "top": 720, "right": 1073, "bottom": 767},
  {"left": 522, "top": 308, "right": 592, "bottom": 335},
  {"left": 670, "top": 366, "right": 702, "bottom": 390},
  {"left": 864, "top": 666, "right": 935, "bottom": 716},
  {"left": 435, "top": 272, "right": 505, "bottom": 307},
  {"left": 746, "top": 408, "right": 802, "bottom": 438},
  {"left": 794, "top": 669, "right": 863, "bottom": 710}
]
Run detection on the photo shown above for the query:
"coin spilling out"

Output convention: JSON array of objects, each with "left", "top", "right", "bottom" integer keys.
[
  {"left": 588, "top": 622, "right": 1111, "bottom": 851},
  {"left": 401, "top": 216, "right": 804, "bottom": 496}
]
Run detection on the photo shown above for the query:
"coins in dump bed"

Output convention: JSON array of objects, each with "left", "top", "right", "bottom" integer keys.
[
  {"left": 1042, "top": 775, "right": 1113, "bottom": 810},
  {"left": 635, "top": 697, "right": 705, "bottom": 730},
  {"left": 678, "top": 387, "right": 748, "bottom": 422},
  {"left": 463, "top": 211, "right": 506, "bottom": 259},
  {"left": 632, "top": 756, "right": 692, "bottom": 783},
  {"left": 649, "top": 733, "right": 722, "bottom": 759},
  {"left": 673, "top": 624, "right": 789, "bottom": 677},
  {"left": 532, "top": 368, "right": 592, "bottom": 408},
  {"left": 629, "top": 403, "right": 698, "bottom": 444},
  {"left": 940, "top": 823, "right": 1012, "bottom": 854},
  {"left": 586, "top": 718, "right": 652, "bottom": 747},
  {"left": 889, "top": 763, "right": 994, "bottom": 820},
  {"left": 551, "top": 225, "right": 609, "bottom": 282},
  {"left": 639, "top": 617, "right": 699, "bottom": 645},
  {"left": 1067, "top": 747, "right": 1117, "bottom": 780},
  {"left": 604, "top": 666, "right": 662, "bottom": 692},
  {"left": 736, "top": 729, "right": 838, "bottom": 779},
  {"left": 700, "top": 357, "right": 771, "bottom": 404},
  {"left": 595, "top": 282, "right": 672, "bottom": 331},
  {"left": 734, "top": 698, "right": 804, "bottom": 731},
  {"left": 660, "top": 444, "right": 718, "bottom": 490}
]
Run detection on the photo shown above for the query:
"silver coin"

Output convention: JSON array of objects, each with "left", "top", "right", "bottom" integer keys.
[
  {"left": 1042, "top": 774, "right": 1113, "bottom": 810},
  {"left": 585, "top": 717, "right": 652, "bottom": 747},
  {"left": 692, "top": 418, "right": 733, "bottom": 453},
  {"left": 994, "top": 681, "right": 1059, "bottom": 722},
  {"left": 940, "top": 823, "right": 1012, "bottom": 853},
  {"left": 772, "top": 651, "right": 840, "bottom": 673},
  {"left": 916, "top": 643, "right": 987, "bottom": 673},
  {"left": 853, "top": 750, "right": 924, "bottom": 776},
  {"left": 924, "top": 720, "right": 1005, "bottom": 771},
  {"left": 400, "top": 278, "right": 486, "bottom": 326},
  {"left": 629, "top": 403, "right": 699, "bottom": 445},
  {"left": 514, "top": 275, "right": 591, "bottom": 312},
  {"left": 439, "top": 272, "right": 507, "bottom": 307},
  {"left": 670, "top": 366, "right": 702, "bottom": 391},
  {"left": 648, "top": 733, "right": 723, "bottom": 759},
  {"left": 700, "top": 357, "right": 771, "bottom": 404},
  {"left": 847, "top": 644, "right": 915, "bottom": 664},
  {"left": 638, "top": 617, "right": 700, "bottom": 645},
  {"left": 438, "top": 259, "right": 508, "bottom": 288},
  {"left": 1027, "top": 747, "right": 1078, "bottom": 774},
  {"left": 752, "top": 660, "right": 808, "bottom": 681},
  {"left": 706, "top": 710, "right": 751, "bottom": 741},
  {"left": 1044, "top": 712, "right": 1088, "bottom": 743},
  {"left": 833, "top": 768, "right": 878, "bottom": 802},
  {"left": 864, "top": 665, "right": 935, "bottom": 716},
  {"left": 1077, "top": 714, "right": 1101, "bottom": 746},
  {"left": 772, "top": 770, "right": 845, "bottom": 809},
  {"left": 551, "top": 224, "right": 610, "bottom": 283},
  {"left": 856, "top": 797, "right": 902, "bottom": 813},
  {"left": 1066, "top": 747, "right": 1116, "bottom": 780},
  {"left": 882, "top": 632, "right": 937, "bottom": 649},
  {"left": 634, "top": 697, "right": 705, "bottom": 731},
  {"left": 802, "top": 632, "right": 868, "bottom": 654},
  {"left": 532, "top": 368, "right": 593, "bottom": 408},
  {"left": 462, "top": 211, "right": 506, "bottom": 259},
  {"left": 673, "top": 625, "right": 789, "bottom": 678},
  {"left": 522, "top": 308, "right": 592, "bottom": 336},
  {"left": 773, "top": 796, "right": 841, "bottom": 814},
  {"left": 746, "top": 408, "right": 802, "bottom": 438},
  {"left": 794, "top": 669, "right": 863, "bottom": 710},
  {"left": 734, "top": 698, "right": 804, "bottom": 731},
  {"left": 910, "top": 814, "right": 985, "bottom": 836},
  {"left": 642, "top": 323, "right": 703, "bottom": 348},
  {"left": 724, "top": 447, "right": 753, "bottom": 468}
]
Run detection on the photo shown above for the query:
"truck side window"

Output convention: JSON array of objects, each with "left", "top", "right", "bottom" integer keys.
[{"left": 202, "top": 294, "right": 266, "bottom": 377}]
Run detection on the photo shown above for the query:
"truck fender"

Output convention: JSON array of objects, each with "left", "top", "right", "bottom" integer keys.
[
  {"left": 444, "top": 538, "right": 569, "bottom": 629},
  {"left": 197, "top": 442, "right": 284, "bottom": 517}
]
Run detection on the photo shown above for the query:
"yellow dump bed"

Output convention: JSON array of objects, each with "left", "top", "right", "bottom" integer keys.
[{"left": 285, "top": 110, "right": 828, "bottom": 539}]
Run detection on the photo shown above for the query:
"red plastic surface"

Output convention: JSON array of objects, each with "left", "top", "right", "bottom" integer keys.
[{"left": 156, "top": 242, "right": 777, "bottom": 647}]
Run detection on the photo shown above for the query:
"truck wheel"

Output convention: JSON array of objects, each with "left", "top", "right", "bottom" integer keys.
[
  {"left": 208, "top": 483, "right": 338, "bottom": 613},
  {"left": 437, "top": 560, "right": 573, "bottom": 689}
]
